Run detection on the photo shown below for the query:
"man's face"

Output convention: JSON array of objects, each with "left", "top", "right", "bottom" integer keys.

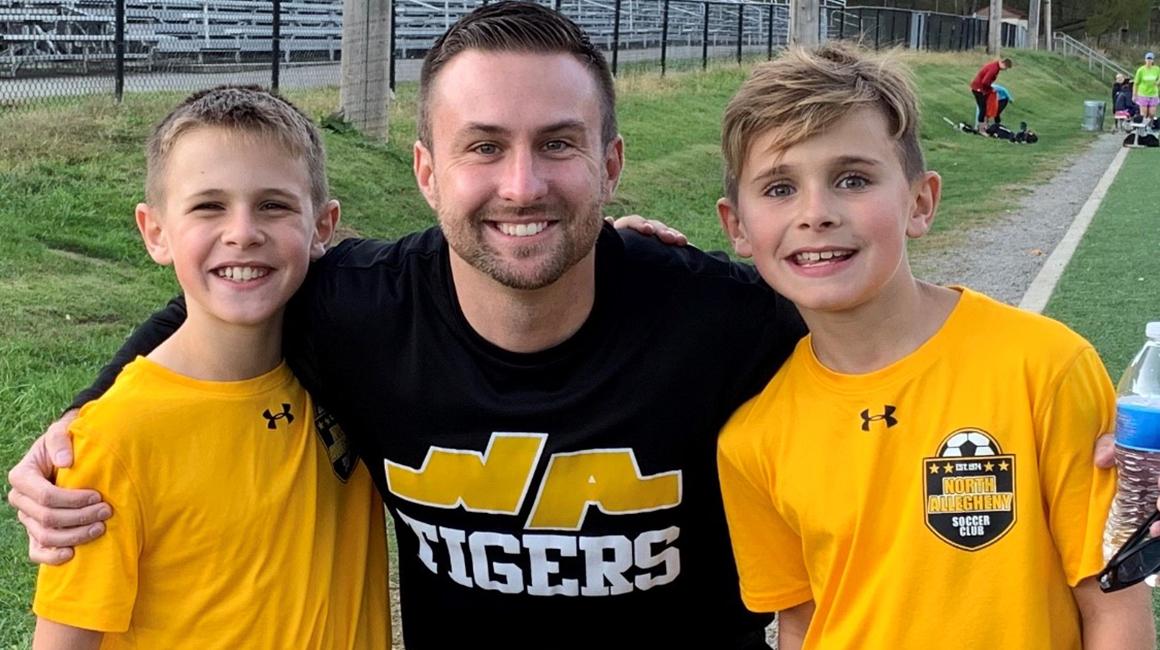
[{"left": 414, "top": 50, "right": 623, "bottom": 291}]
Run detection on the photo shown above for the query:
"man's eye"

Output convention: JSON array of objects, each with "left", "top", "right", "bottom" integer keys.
[
  {"left": 765, "top": 184, "right": 794, "bottom": 198},
  {"left": 473, "top": 143, "right": 499, "bottom": 155},
  {"left": 838, "top": 175, "right": 870, "bottom": 189},
  {"left": 544, "top": 140, "right": 570, "bottom": 152}
]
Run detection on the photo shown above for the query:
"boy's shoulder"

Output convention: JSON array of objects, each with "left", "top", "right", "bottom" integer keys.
[{"left": 952, "top": 288, "right": 1094, "bottom": 360}]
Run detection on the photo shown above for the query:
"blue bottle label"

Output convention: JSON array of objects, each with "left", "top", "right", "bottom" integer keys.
[{"left": 1115, "top": 401, "right": 1160, "bottom": 451}]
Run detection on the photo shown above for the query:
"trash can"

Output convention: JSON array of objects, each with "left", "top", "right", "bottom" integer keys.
[{"left": 1082, "top": 100, "right": 1106, "bottom": 131}]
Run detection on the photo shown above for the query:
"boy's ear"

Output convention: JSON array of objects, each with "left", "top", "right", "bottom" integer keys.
[
  {"left": 413, "top": 140, "right": 439, "bottom": 212},
  {"left": 906, "top": 171, "right": 942, "bottom": 239},
  {"left": 310, "top": 199, "right": 341, "bottom": 260},
  {"left": 716, "top": 197, "right": 754, "bottom": 258},
  {"left": 135, "top": 203, "right": 172, "bottom": 265}
]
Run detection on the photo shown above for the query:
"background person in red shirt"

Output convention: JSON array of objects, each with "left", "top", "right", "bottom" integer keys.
[{"left": 971, "top": 57, "right": 1013, "bottom": 132}]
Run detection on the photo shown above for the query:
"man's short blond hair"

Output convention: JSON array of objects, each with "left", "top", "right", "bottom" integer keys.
[
  {"left": 721, "top": 43, "right": 924, "bottom": 201},
  {"left": 145, "top": 85, "right": 328, "bottom": 213}
]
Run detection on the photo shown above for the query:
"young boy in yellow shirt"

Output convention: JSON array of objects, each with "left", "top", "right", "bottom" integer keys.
[
  {"left": 714, "top": 44, "right": 1154, "bottom": 649},
  {"left": 32, "top": 86, "right": 389, "bottom": 649}
]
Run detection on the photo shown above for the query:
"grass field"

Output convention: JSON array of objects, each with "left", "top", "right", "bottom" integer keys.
[
  {"left": 1043, "top": 147, "right": 1160, "bottom": 644},
  {"left": 0, "top": 48, "right": 1132, "bottom": 646}
]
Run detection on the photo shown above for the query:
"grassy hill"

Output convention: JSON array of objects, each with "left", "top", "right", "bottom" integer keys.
[{"left": 0, "top": 48, "right": 1123, "bottom": 645}]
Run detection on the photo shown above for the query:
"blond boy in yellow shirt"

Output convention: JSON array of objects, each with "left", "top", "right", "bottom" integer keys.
[
  {"left": 32, "top": 86, "right": 389, "bottom": 649},
  {"left": 714, "top": 44, "right": 1154, "bottom": 649}
]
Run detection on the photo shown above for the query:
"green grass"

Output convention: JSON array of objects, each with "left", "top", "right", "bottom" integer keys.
[
  {"left": 0, "top": 49, "right": 1128, "bottom": 644},
  {"left": 1044, "top": 147, "right": 1160, "bottom": 645}
]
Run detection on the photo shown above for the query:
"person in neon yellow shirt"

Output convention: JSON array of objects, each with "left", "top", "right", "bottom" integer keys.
[
  {"left": 1133, "top": 52, "right": 1159, "bottom": 120},
  {"left": 714, "top": 43, "right": 1154, "bottom": 649}
]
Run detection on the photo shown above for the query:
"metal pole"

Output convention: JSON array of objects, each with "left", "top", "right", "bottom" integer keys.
[
  {"left": 768, "top": 4, "right": 775, "bottom": 58},
  {"left": 660, "top": 0, "right": 669, "bottom": 75},
  {"left": 114, "top": 0, "right": 125, "bottom": 102},
  {"left": 838, "top": 8, "right": 845, "bottom": 40},
  {"left": 736, "top": 5, "right": 743, "bottom": 64},
  {"left": 874, "top": 8, "right": 880, "bottom": 49},
  {"left": 389, "top": 0, "right": 397, "bottom": 90},
  {"left": 702, "top": 1, "right": 709, "bottom": 69},
  {"left": 612, "top": 0, "right": 622, "bottom": 75},
  {"left": 272, "top": 0, "right": 282, "bottom": 92},
  {"left": 554, "top": 0, "right": 561, "bottom": 10}
]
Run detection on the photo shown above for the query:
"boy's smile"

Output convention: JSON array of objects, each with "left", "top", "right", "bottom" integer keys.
[{"left": 718, "top": 107, "right": 940, "bottom": 317}]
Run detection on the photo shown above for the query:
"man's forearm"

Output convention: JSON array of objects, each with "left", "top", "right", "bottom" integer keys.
[{"left": 69, "top": 296, "right": 187, "bottom": 410}]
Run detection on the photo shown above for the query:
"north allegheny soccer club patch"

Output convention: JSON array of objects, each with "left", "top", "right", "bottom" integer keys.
[
  {"left": 923, "top": 428, "right": 1016, "bottom": 550},
  {"left": 315, "top": 404, "right": 358, "bottom": 482}
]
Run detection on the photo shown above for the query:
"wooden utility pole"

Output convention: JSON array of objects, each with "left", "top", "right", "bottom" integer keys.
[
  {"left": 340, "top": 0, "right": 392, "bottom": 139},
  {"left": 1044, "top": 0, "right": 1052, "bottom": 51},
  {"left": 987, "top": 0, "right": 1002, "bottom": 54},
  {"left": 790, "top": 0, "right": 821, "bottom": 46},
  {"left": 1027, "top": 0, "right": 1040, "bottom": 49}
]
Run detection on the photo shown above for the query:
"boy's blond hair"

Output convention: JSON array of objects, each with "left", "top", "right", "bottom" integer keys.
[
  {"left": 722, "top": 43, "right": 924, "bottom": 201},
  {"left": 145, "top": 85, "right": 328, "bottom": 213}
]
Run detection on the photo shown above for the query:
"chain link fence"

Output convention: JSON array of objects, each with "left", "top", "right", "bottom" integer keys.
[{"left": 1, "top": 0, "right": 1025, "bottom": 108}]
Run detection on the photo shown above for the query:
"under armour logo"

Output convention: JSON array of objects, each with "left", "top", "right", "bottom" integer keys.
[
  {"left": 860, "top": 405, "right": 897, "bottom": 431},
  {"left": 262, "top": 403, "right": 295, "bottom": 430}
]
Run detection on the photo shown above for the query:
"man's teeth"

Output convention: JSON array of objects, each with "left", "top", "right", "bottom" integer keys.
[
  {"left": 497, "top": 222, "right": 548, "bottom": 237},
  {"left": 216, "top": 266, "right": 269, "bottom": 281},
  {"left": 794, "top": 250, "right": 853, "bottom": 264}
]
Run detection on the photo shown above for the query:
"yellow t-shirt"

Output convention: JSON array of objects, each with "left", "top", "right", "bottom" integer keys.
[
  {"left": 34, "top": 357, "right": 389, "bottom": 649},
  {"left": 717, "top": 288, "right": 1115, "bottom": 650}
]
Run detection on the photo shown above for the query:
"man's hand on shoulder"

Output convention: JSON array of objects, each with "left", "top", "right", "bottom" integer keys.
[
  {"left": 607, "top": 214, "right": 689, "bottom": 247},
  {"left": 7, "top": 410, "right": 110, "bottom": 565}
]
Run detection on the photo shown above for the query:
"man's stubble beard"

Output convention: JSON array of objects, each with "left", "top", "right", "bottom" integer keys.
[{"left": 440, "top": 197, "right": 606, "bottom": 292}]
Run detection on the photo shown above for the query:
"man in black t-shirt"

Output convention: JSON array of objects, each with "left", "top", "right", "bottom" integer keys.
[{"left": 8, "top": 4, "right": 804, "bottom": 648}]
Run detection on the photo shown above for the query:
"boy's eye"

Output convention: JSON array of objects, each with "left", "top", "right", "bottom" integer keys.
[
  {"left": 764, "top": 183, "right": 794, "bottom": 198},
  {"left": 260, "top": 201, "right": 292, "bottom": 212},
  {"left": 191, "top": 202, "right": 224, "bottom": 212},
  {"left": 837, "top": 175, "right": 870, "bottom": 190}
]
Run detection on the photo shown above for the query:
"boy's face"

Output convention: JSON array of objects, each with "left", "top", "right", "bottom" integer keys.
[
  {"left": 717, "top": 107, "right": 940, "bottom": 315},
  {"left": 136, "top": 126, "right": 338, "bottom": 329}
]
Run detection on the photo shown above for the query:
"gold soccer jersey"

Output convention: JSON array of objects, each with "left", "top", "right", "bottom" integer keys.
[
  {"left": 718, "top": 288, "right": 1115, "bottom": 649},
  {"left": 35, "top": 358, "right": 389, "bottom": 649}
]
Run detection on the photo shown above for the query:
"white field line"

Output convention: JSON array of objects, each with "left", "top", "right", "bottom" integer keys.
[{"left": 1018, "top": 145, "right": 1131, "bottom": 314}]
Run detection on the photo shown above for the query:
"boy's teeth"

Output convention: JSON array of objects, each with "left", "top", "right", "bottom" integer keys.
[
  {"left": 497, "top": 222, "right": 548, "bottom": 237},
  {"left": 216, "top": 266, "right": 269, "bottom": 281},
  {"left": 794, "top": 250, "right": 852, "bottom": 265}
]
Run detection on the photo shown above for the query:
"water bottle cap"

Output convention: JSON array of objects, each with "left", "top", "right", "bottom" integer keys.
[{"left": 1147, "top": 322, "right": 1160, "bottom": 340}]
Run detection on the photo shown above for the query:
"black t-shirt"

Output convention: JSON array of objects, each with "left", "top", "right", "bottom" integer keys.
[{"left": 81, "top": 225, "right": 805, "bottom": 649}]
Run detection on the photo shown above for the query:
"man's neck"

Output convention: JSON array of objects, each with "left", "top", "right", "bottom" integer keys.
[
  {"left": 449, "top": 249, "right": 598, "bottom": 354},
  {"left": 801, "top": 279, "right": 960, "bottom": 376},
  {"left": 149, "top": 312, "right": 284, "bottom": 381}
]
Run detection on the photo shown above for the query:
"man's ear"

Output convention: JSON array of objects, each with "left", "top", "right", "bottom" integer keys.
[
  {"left": 906, "top": 171, "right": 942, "bottom": 239},
  {"left": 135, "top": 203, "right": 172, "bottom": 265},
  {"left": 602, "top": 135, "right": 625, "bottom": 199},
  {"left": 716, "top": 197, "right": 753, "bottom": 258},
  {"left": 310, "top": 199, "right": 341, "bottom": 260},
  {"left": 413, "top": 140, "right": 439, "bottom": 212}
]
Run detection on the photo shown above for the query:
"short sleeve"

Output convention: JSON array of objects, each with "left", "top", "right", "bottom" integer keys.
[
  {"left": 1036, "top": 345, "right": 1117, "bottom": 587},
  {"left": 717, "top": 402, "right": 813, "bottom": 612},
  {"left": 33, "top": 422, "right": 145, "bottom": 632}
]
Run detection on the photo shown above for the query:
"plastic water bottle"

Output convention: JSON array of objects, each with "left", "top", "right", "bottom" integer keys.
[{"left": 1103, "top": 322, "right": 1160, "bottom": 565}]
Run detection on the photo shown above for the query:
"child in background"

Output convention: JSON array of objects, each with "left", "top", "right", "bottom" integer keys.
[
  {"left": 714, "top": 43, "right": 1153, "bottom": 650},
  {"left": 32, "top": 86, "right": 389, "bottom": 650}
]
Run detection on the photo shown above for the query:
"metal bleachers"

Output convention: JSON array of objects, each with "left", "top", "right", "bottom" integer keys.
[{"left": 1, "top": 0, "right": 800, "bottom": 78}]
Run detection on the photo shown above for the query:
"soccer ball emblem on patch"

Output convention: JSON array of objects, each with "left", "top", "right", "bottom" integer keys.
[{"left": 923, "top": 428, "right": 1016, "bottom": 550}]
